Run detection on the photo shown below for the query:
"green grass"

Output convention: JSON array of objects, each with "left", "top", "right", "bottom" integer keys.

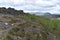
[
  {"left": 23, "top": 13, "right": 60, "bottom": 40},
  {"left": 1, "top": 35, "right": 12, "bottom": 40}
]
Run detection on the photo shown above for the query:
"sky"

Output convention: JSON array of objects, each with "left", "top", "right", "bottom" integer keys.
[{"left": 0, "top": 0, "right": 60, "bottom": 14}]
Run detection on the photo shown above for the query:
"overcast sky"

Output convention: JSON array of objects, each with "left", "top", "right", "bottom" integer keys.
[{"left": 0, "top": 0, "right": 60, "bottom": 14}]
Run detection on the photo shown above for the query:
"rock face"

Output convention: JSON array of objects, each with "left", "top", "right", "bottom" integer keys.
[{"left": 0, "top": 7, "right": 24, "bottom": 15}]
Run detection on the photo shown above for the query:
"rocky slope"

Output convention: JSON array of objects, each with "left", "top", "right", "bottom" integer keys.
[
  {"left": 0, "top": 14, "right": 57, "bottom": 40},
  {"left": 0, "top": 7, "right": 59, "bottom": 40}
]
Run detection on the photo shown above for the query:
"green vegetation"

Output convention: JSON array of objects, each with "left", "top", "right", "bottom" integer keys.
[
  {"left": 1, "top": 35, "right": 12, "bottom": 40},
  {"left": 23, "top": 13, "right": 60, "bottom": 40}
]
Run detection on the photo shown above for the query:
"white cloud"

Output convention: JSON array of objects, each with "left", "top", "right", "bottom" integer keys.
[
  {"left": 10, "top": 0, "right": 25, "bottom": 4},
  {"left": 0, "top": 0, "right": 60, "bottom": 14}
]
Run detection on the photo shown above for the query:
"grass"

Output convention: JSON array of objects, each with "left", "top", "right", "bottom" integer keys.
[
  {"left": 1, "top": 35, "right": 12, "bottom": 40},
  {"left": 23, "top": 13, "right": 60, "bottom": 40}
]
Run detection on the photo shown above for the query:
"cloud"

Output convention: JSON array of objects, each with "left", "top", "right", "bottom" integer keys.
[{"left": 0, "top": 0, "right": 60, "bottom": 14}]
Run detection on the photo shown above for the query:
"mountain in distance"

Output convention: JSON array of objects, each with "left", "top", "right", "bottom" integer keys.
[
  {"left": 30, "top": 12, "right": 60, "bottom": 18},
  {"left": 30, "top": 12, "right": 47, "bottom": 16}
]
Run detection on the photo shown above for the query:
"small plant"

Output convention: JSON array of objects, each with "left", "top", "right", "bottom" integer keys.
[
  {"left": 9, "top": 19, "right": 18, "bottom": 23},
  {"left": 1, "top": 35, "right": 12, "bottom": 40}
]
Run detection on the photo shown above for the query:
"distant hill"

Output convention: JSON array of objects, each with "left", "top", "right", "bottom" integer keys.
[{"left": 32, "top": 12, "right": 60, "bottom": 18}]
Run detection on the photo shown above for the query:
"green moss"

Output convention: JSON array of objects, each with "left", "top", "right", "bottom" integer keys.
[{"left": 1, "top": 35, "right": 12, "bottom": 40}]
